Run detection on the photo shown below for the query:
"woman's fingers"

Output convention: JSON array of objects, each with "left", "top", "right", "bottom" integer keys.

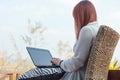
[{"left": 51, "top": 58, "right": 61, "bottom": 66}]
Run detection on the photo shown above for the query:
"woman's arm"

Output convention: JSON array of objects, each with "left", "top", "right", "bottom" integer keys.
[{"left": 60, "top": 27, "right": 93, "bottom": 72}]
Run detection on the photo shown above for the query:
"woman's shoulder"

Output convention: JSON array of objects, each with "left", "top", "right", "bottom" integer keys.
[
  {"left": 80, "top": 22, "right": 100, "bottom": 38},
  {"left": 79, "top": 26, "right": 93, "bottom": 38},
  {"left": 81, "top": 26, "right": 91, "bottom": 30},
  {"left": 84, "top": 21, "right": 98, "bottom": 29},
  {"left": 80, "top": 26, "right": 92, "bottom": 34},
  {"left": 82, "top": 22, "right": 99, "bottom": 33}
]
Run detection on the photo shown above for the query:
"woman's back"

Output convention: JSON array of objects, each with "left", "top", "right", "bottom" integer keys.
[{"left": 61, "top": 21, "right": 100, "bottom": 80}]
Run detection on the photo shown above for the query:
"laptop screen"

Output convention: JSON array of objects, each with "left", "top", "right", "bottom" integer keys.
[{"left": 26, "top": 47, "right": 52, "bottom": 67}]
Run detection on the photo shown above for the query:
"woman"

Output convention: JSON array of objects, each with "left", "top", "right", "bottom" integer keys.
[{"left": 17, "top": 0, "right": 100, "bottom": 80}]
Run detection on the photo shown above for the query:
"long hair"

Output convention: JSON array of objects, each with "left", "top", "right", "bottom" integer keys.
[{"left": 73, "top": 0, "right": 97, "bottom": 39}]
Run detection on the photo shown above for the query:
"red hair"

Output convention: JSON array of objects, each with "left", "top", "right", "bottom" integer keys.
[{"left": 73, "top": 0, "right": 97, "bottom": 39}]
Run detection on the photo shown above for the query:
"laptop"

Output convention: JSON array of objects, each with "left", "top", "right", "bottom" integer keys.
[{"left": 26, "top": 47, "right": 60, "bottom": 68}]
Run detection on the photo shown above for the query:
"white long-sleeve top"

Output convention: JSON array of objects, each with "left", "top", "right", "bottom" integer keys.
[{"left": 60, "top": 22, "right": 100, "bottom": 80}]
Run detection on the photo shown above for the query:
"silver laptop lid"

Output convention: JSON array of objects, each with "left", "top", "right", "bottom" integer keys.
[{"left": 26, "top": 47, "right": 52, "bottom": 67}]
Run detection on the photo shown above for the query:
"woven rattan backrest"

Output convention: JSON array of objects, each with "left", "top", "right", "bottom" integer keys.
[{"left": 85, "top": 25, "right": 120, "bottom": 80}]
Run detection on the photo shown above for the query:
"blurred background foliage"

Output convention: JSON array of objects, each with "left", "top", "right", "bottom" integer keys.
[{"left": 109, "top": 58, "right": 120, "bottom": 70}]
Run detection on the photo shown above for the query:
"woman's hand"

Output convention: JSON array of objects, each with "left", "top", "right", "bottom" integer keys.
[{"left": 51, "top": 58, "right": 62, "bottom": 66}]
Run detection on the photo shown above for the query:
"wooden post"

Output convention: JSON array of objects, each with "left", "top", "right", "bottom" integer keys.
[
  {"left": 16, "top": 73, "right": 21, "bottom": 79},
  {"left": 7, "top": 73, "right": 13, "bottom": 80}
]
